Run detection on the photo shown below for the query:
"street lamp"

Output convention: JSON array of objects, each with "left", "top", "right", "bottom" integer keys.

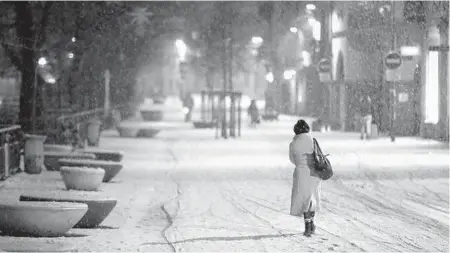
[
  {"left": 71, "top": 37, "right": 76, "bottom": 42},
  {"left": 283, "top": 69, "right": 296, "bottom": 80},
  {"left": 306, "top": 4, "right": 316, "bottom": 11},
  {"left": 290, "top": 27, "right": 298, "bottom": 33},
  {"left": 251, "top": 36, "right": 263, "bottom": 45},
  {"left": 265, "top": 72, "right": 274, "bottom": 83},
  {"left": 38, "top": 57, "right": 47, "bottom": 66},
  {"left": 68, "top": 52, "right": 74, "bottom": 59},
  {"left": 32, "top": 57, "right": 47, "bottom": 133}
]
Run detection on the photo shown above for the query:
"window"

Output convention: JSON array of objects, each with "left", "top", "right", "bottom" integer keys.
[{"left": 424, "top": 51, "right": 439, "bottom": 124}]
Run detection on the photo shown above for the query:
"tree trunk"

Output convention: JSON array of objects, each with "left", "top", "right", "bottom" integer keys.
[{"left": 15, "top": 2, "right": 43, "bottom": 133}]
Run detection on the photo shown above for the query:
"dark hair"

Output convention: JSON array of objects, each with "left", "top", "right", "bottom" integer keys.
[{"left": 293, "top": 119, "right": 310, "bottom": 135}]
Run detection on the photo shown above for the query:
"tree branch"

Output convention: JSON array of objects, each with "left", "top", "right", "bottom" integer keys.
[
  {"left": 0, "top": 22, "right": 16, "bottom": 30},
  {"left": 35, "top": 1, "right": 52, "bottom": 49},
  {"left": 1, "top": 42, "right": 22, "bottom": 70}
]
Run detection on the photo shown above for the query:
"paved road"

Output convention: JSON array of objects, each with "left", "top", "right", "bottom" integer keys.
[{"left": 1, "top": 117, "right": 448, "bottom": 252}]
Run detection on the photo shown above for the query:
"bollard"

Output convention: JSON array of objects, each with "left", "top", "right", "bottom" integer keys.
[
  {"left": 4, "top": 143, "right": 9, "bottom": 178},
  {"left": 86, "top": 118, "right": 102, "bottom": 147}
]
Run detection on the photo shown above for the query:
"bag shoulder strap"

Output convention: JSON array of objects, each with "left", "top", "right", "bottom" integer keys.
[{"left": 313, "top": 138, "right": 323, "bottom": 155}]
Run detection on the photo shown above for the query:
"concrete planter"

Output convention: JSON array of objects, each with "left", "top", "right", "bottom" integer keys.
[
  {"left": 138, "top": 128, "right": 161, "bottom": 138},
  {"left": 79, "top": 148, "right": 124, "bottom": 162},
  {"left": 60, "top": 167, "right": 105, "bottom": 191},
  {"left": 0, "top": 201, "right": 88, "bottom": 237},
  {"left": 44, "top": 144, "right": 74, "bottom": 153},
  {"left": 193, "top": 121, "right": 216, "bottom": 129},
  {"left": 20, "top": 192, "right": 117, "bottom": 229},
  {"left": 58, "top": 159, "right": 122, "bottom": 182},
  {"left": 116, "top": 125, "right": 140, "bottom": 138},
  {"left": 24, "top": 134, "right": 47, "bottom": 174},
  {"left": 44, "top": 152, "right": 96, "bottom": 171},
  {"left": 140, "top": 110, "right": 163, "bottom": 122}
]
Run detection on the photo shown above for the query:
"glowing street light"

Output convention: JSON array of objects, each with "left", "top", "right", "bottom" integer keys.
[
  {"left": 251, "top": 36, "right": 263, "bottom": 44},
  {"left": 71, "top": 37, "right": 76, "bottom": 42},
  {"left": 175, "top": 39, "right": 187, "bottom": 61},
  {"left": 302, "top": 51, "right": 311, "bottom": 67},
  {"left": 68, "top": 52, "right": 74, "bottom": 59},
  {"left": 290, "top": 27, "right": 298, "bottom": 33},
  {"left": 48, "top": 77, "right": 56, "bottom": 84},
  {"left": 38, "top": 57, "right": 47, "bottom": 66},
  {"left": 265, "top": 72, "right": 274, "bottom": 83},
  {"left": 306, "top": 4, "right": 316, "bottom": 11},
  {"left": 283, "top": 69, "right": 296, "bottom": 80}
]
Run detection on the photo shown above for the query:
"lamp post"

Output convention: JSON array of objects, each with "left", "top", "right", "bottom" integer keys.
[
  {"left": 175, "top": 39, "right": 187, "bottom": 97},
  {"left": 31, "top": 57, "right": 47, "bottom": 134}
]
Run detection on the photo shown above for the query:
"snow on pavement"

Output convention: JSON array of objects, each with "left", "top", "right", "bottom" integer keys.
[{"left": 0, "top": 117, "right": 448, "bottom": 252}]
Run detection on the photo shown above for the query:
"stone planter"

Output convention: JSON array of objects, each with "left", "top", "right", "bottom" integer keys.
[
  {"left": 60, "top": 167, "right": 105, "bottom": 191},
  {"left": 138, "top": 128, "right": 161, "bottom": 138},
  {"left": 44, "top": 152, "right": 96, "bottom": 171},
  {"left": 193, "top": 121, "right": 216, "bottom": 129},
  {"left": 44, "top": 144, "right": 74, "bottom": 153},
  {"left": 140, "top": 110, "right": 163, "bottom": 122},
  {"left": 58, "top": 159, "right": 122, "bottom": 182},
  {"left": 24, "top": 134, "right": 47, "bottom": 174},
  {"left": 20, "top": 192, "right": 117, "bottom": 229},
  {"left": 116, "top": 125, "right": 140, "bottom": 138},
  {"left": 0, "top": 201, "right": 88, "bottom": 237},
  {"left": 79, "top": 148, "right": 124, "bottom": 162}
]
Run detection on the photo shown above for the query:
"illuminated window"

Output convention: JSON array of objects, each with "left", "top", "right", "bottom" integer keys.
[{"left": 424, "top": 51, "right": 439, "bottom": 124}]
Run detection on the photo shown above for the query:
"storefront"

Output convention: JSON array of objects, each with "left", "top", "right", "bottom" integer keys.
[{"left": 420, "top": 2, "right": 449, "bottom": 141}]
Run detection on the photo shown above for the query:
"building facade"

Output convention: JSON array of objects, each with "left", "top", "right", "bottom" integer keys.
[{"left": 323, "top": 1, "right": 448, "bottom": 141}]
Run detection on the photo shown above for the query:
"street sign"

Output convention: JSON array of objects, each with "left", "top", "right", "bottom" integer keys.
[
  {"left": 317, "top": 58, "right": 331, "bottom": 73},
  {"left": 385, "top": 51, "right": 402, "bottom": 70}
]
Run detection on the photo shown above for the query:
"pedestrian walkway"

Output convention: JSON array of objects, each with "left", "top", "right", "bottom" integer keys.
[{"left": 0, "top": 118, "right": 448, "bottom": 252}]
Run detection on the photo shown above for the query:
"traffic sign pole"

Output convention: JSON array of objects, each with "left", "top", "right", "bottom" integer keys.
[{"left": 384, "top": 51, "right": 401, "bottom": 142}]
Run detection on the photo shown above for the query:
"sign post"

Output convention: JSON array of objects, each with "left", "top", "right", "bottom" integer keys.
[
  {"left": 104, "top": 69, "right": 111, "bottom": 118},
  {"left": 384, "top": 51, "right": 402, "bottom": 142}
]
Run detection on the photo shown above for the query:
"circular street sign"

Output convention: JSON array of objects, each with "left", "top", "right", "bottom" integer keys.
[
  {"left": 385, "top": 52, "right": 402, "bottom": 70},
  {"left": 318, "top": 58, "right": 331, "bottom": 73}
]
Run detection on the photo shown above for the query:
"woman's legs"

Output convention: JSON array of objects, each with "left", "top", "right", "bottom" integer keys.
[
  {"left": 303, "top": 212, "right": 313, "bottom": 236},
  {"left": 303, "top": 202, "right": 315, "bottom": 236}
]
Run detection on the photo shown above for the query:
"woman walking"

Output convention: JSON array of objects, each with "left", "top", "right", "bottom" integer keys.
[{"left": 289, "top": 119, "right": 322, "bottom": 237}]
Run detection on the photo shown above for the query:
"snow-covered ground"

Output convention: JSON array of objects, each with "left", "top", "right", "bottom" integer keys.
[{"left": 0, "top": 115, "right": 448, "bottom": 252}]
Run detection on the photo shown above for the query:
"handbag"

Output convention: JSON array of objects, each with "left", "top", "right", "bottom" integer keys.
[{"left": 311, "top": 138, "right": 333, "bottom": 180}]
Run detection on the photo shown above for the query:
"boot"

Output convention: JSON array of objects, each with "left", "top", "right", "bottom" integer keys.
[
  {"left": 310, "top": 212, "right": 316, "bottom": 234},
  {"left": 303, "top": 221, "right": 312, "bottom": 237}
]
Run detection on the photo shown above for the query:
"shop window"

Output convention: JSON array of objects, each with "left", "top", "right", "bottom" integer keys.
[{"left": 424, "top": 51, "right": 439, "bottom": 124}]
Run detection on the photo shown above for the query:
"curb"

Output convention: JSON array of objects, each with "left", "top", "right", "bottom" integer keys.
[{"left": 0, "top": 240, "right": 79, "bottom": 252}]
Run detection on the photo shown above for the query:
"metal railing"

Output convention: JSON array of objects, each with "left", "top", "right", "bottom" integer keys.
[{"left": 0, "top": 125, "right": 23, "bottom": 181}]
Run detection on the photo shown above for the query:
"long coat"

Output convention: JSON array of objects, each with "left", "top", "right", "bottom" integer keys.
[{"left": 289, "top": 133, "right": 322, "bottom": 216}]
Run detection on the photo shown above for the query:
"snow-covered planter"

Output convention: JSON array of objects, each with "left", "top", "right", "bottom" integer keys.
[
  {"left": 60, "top": 167, "right": 105, "bottom": 191},
  {"left": 193, "top": 121, "right": 216, "bottom": 129},
  {"left": 44, "top": 152, "right": 96, "bottom": 171},
  {"left": 140, "top": 110, "right": 163, "bottom": 122},
  {"left": 20, "top": 192, "right": 117, "bottom": 229},
  {"left": 58, "top": 159, "right": 122, "bottom": 182},
  {"left": 138, "top": 128, "right": 161, "bottom": 138},
  {"left": 79, "top": 148, "right": 124, "bottom": 162},
  {"left": 0, "top": 201, "right": 88, "bottom": 237},
  {"left": 44, "top": 144, "right": 74, "bottom": 153},
  {"left": 116, "top": 125, "right": 140, "bottom": 138}
]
